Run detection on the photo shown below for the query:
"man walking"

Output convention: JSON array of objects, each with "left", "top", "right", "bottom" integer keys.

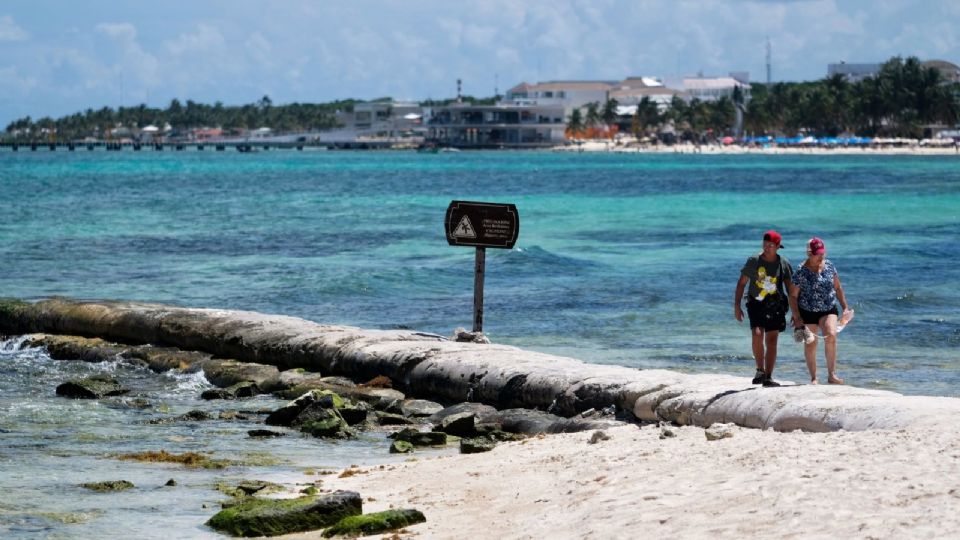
[{"left": 734, "top": 230, "right": 793, "bottom": 387}]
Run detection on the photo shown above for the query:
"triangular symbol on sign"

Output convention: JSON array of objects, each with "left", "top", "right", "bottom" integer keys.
[{"left": 452, "top": 215, "right": 477, "bottom": 239}]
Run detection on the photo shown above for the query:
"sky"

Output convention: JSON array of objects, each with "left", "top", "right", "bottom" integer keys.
[{"left": 2, "top": 0, "right": 958, "bottom": 127}]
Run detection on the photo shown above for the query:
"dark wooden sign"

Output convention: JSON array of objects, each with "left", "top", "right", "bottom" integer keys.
[{"left": 445, "top": 201, "right": 520, "bottom": 249}]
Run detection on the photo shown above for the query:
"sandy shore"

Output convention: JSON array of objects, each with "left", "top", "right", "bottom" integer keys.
[
  {"left": 555, "top": 140, "right": 960, "bottom": 156},
  {"left": 284, "top": 423, "right": 960, "bottom": 539}
]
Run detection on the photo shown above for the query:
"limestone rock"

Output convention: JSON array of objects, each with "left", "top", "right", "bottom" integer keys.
[
  {"left": 428, "top": 402, "right": 499, "bottom": 425},
  {"left": 399, "top": 399, "right": 444, "bottom": 418},
  {"left": 201, "top": 381, "right": 259, "bottom": 400},
  {"left": 200, "top": 359, "right": 281, "bottom": 393},
  {"left": 434, "top": 411, "right": 477, "bottom": 437},
  {"left": 56, "top": 375, "right": 129, "bottom": 399},
  {"left": 460, "top": 437, "right": 496, "bottom": 454},
  {"left": 705, "top": 423, "right": 736, "bottom": 441}
]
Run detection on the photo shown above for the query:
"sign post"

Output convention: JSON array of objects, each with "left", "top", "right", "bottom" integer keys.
[{"left": 445, "top": 200, "right": 520, "bottom": 333}]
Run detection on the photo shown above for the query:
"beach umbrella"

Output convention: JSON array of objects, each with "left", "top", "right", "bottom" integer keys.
[{"left": 721, "top": 136, "right": 735, "bottom": 145}]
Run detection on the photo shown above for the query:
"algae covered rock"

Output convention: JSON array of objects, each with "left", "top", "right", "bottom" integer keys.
[
  {"left": 56, "top": 375, "right": 129, "bottom": 399},
  {"left": 389, "top": 427, "right": 447, "bottom": 447},
  {"left": 389, "top": 440, "right": 414, "bottom": 454},
  {"left": 201, "top": 381, "right": 259, "bottom": 400},
  {"left": 206, "top": 490, "right": 362, "bottom": 537},
  {"left": 79, "top": 480, "right": 134, "bottom": 492},
  {"left": 322, "top": 508, "right": 426, "bottom": 538},
  {"left": 460, "top": 437, "right": 496, "bottom": 454}
]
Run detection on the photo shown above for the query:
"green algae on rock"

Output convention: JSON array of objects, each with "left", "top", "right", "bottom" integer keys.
[
  {"left": 79, "top": 480, "right": 135, "bottom": 492},
  {"left": 205, "top": 491, "right": 362, "bottom": 537},
  {"left": 322, "top": 508, "right": 426, "bottom": 538}
]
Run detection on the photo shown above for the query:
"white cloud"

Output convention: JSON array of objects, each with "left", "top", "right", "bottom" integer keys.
[
  {"left": 94, "top": 22, "right": 160, "bottom": 89},
  {"left": 96, "top": 22, "right": 137, "bottom": 41},
  {"left": 0, "top": 15, "right": 28, "bottom": 41},
  {"left": 165, "top": 23, "right": 226, "bottom": 56},
  {"left": 0, "top": 66, "right": 37, "bottom": 93}
]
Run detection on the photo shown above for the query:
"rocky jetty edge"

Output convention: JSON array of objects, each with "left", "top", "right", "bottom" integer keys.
[{"left": 3, "top": 297, "right": 959, "bottom": 433}]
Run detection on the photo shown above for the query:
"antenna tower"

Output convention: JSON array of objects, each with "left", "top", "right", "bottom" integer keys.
[
  {"left": 766, "top": 37, "right": 772, "bottom": 84},
  {"left": 457, "top": 78, "right": 462, "bottom": 103}
]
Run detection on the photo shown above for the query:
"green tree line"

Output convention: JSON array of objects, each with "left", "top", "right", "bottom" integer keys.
[
  {"left": 3, "top": 95, "right": 357, "bottom": 142},
  {"left": 575, "top": 56, "right": 960, "bottom": 141}
]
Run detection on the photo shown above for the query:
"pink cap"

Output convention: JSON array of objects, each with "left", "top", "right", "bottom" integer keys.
[{"left": 808, "top": 237, "right": 825, "bottom": 255}]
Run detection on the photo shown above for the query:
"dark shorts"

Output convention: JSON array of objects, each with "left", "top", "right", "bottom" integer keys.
[
  {"left": 746, "top": 299, "right": 787, "bottom": 332},
  {"left": 799, "top": 307, "right": 837, "bottom": 325}
]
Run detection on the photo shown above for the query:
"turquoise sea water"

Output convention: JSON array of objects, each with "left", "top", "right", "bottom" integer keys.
[
  {"left": 1, "top": 149, "right": 959, "bottom": 537},
  {"left": 3, "top": 150, "right": 958, "bottom": 393}
]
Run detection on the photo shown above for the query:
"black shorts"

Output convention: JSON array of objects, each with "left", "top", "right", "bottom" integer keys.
[
  {"left": 746, "top": 299, "right": 787, "bottom": 332},
  {"left": 799, "top": 307, "right": 837, "bottom": 325}
]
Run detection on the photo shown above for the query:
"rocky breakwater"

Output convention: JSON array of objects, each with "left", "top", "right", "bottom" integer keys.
[{"left": 3, "top": 298, "right": 960, "bottom": 432}]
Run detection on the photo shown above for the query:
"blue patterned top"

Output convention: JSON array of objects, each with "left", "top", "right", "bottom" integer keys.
[{"left": 793, "top": 260, "right": 838, "bottom": 312}]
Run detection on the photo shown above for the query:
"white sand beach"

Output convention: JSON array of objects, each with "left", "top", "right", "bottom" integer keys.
[
  {"left": 288, "top": 422, "right": 960, "bottom": 539},
  {"left": 554, "top": 140, "right": 960, "bottom": 156}
]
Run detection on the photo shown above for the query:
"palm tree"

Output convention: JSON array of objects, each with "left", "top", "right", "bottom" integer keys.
[
  {"left": 565, "top": 108, "right": 584, "bottom": 138},
  {"left": 601, "top": 98, "right": 619, "bottom": 127},
  {"left": 584, "top": 102, "right": 601, "bottom": 130}
]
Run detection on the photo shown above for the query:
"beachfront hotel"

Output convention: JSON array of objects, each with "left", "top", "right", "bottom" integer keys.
[{"left": 426, "top": 75, "right": 746, "bottom": 148}]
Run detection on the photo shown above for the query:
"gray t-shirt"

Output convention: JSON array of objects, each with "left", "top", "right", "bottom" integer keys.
[{"left": 741, "top": 254, "right": 793, "bottom": 304}]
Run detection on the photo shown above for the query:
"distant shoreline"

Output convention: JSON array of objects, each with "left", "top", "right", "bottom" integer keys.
[{"left": 553, "top": 140, "right": 960, "bottom": 155}]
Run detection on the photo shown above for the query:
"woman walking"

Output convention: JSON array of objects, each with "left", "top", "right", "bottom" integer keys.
[{"left": 789, "top": 237, "right": 850, "bottom": 384}]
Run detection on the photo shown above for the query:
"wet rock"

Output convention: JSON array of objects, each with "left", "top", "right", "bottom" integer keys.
[
  {"left": 494, "top": 408, "right": 621, "bottom": 435},
  {"left": 434, "top": 411, "right": 477, "bottom": 437},
  {"left": 389, "top": 440, "right": 414, "bottom": 454},
  {"left": 25, "top": 334, "right": 129, "bottom": 362},
  {"left": 300, "top": 410, "right": 354, "bottom": 439},
  {"left": 337, "top": 402, "right": 370, "bottom": 426},
  {"left": 428, "top": 402, "right": 499, "bottom": 425},
  {"left": 56, "top": 375, "right": 129, "bottom": 399},
  {"left": 659, "top": 427, "right": 676, "bottom": 439},
  {"left": 165, "top": 478, "right": 177, "bottom": 487},
  {"left": 122, "top": 346, "right": 211, "bottom": 372},
  {"left": 205, "top": 490, "right": 362, "bottom": 537},
  {"left": 373, "top": 412, "right": 416, "bottom": 426},
  {"left": 147, "top": 409, "right": 213, "bottom": 425},
  {"left": 322, "top": 508, "right": 426, "bottom": 538},
  {"left": 399, "top": 399, "right": 444, "bottom": 418},
  {"left": 389, "top": 427, "right": 447, "bottom": 447},
  {"left": 265, "top": 390, "right": 344, "bottom": 427},
  {"left": 201, "top": 381, "right": 259, "bottom": 400},
  {"left": 79, "top": 480, "right": 134, "bottom": 492},
  {"left": 460, "top": 437, "right": 496, "bottom": 454},
  {"left": 248, "top": 429, "right": 285, "bottom": 438},
  {"left": 200, "top": 359, "right": 281, "bottom": 393}
]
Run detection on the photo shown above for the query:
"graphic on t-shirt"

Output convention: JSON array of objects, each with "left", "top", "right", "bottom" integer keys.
[{"left": 754, "top": 267, "right": 779, "bottom": 301}]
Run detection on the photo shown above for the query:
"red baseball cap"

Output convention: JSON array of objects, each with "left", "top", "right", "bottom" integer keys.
[
  {"left": 763, "top": 230, "right": 783, "bottom": 248},
  {"left": 808, "top": 237, "right": 825, "bottom": 255}
]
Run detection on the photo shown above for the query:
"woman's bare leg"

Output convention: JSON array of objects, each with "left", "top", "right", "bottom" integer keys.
[
  {"left": 821, "top": 314, "right": 843, "bottom": 384},
  {"left": 804, "top": 323, "right": 819, "bottom": 383}
]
